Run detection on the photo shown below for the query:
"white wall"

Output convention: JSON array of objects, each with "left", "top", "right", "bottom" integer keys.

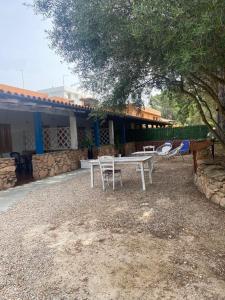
[
  {"left": 38, "top": 86, "right": 82, "bottom": 105},
  {"left": 42, "top": 113, "right": 69, "bottom": 127},
  {"left": 0, "top": 110, "right": 70, "bottom": 153},
  {"left": 0, "top": 110, "right": 34, "bottom": 153}
]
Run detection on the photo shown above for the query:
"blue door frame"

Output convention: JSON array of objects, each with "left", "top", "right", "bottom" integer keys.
[
  {"left": 94, "top": 119, "right": 100, "bottom": 147},
  {"left": 34, "top": 112, "right": 44, "bottom": 154},
  {"left": 120, "top": 119, "right": 126, "bottom": 144}
]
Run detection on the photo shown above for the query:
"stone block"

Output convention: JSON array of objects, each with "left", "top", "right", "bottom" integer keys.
[
  {"left": 0, "top": 166, "right": 16, "bottom": 174},
  {"left": 39, "top": 170, "right": 48, "bottom": 179},
  {"left": 219, "top": 198, "right": 225, "bottom": 208},
  {"left": 223, "top": 184, "right": 225, "bottom": 193},
  {"left": 195, "top": 160, "right": 225, "bottom": 209},
  {"left": 0, "top": 158, "right": 17, "bottom": 190},
  {"left": 211, "top": 194, "right": 222, "bottom": 205},
  {"left": 31, "top": 149, "right": 88, "bottom": 182}
]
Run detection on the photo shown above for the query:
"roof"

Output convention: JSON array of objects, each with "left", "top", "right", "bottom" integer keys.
[
  {"left": 125, "top": 105, "right": 162, "bottom": 120},
  {"left": 0, "top": 84, "right": 49, "bottom": 99},
  {"left": 0, "top": 83, "right": 171, "bottom": 125},
  {"left": 0, "top": 83, "right": 91, "bottom": 110}
]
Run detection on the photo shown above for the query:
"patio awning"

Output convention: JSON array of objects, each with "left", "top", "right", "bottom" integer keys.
[{"left": 0, "top": 84, "right": 171, "bottom": 126}]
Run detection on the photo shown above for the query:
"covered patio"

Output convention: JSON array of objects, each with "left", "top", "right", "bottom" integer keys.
[{"left": 0, "top": 85, "right": 169, "bottom": 190}]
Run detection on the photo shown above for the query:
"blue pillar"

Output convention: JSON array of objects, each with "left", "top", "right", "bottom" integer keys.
[
  {"left": 120, "top": 120, "right": 126, "bottom": 144},
  {"left": 34, "top": 112, "right": 44, "bottom": 154},
  {"left": 94, "top": 119, "right": 100, "bottom": 147}
]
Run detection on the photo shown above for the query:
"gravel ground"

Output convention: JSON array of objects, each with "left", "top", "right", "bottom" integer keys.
[{"left": 0, "top": 156, "right": 225, "bottom": 300}]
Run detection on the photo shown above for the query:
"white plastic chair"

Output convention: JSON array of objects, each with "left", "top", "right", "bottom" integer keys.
[
  {"left": 143, "top": 145, "right": 155, "bottom": 152},
  {"left": 165, "top": 143, "right": 183, "bottom": 159},
  {"left": 98, "top": 156, "right": 122, "bottom": 191},
  {"left": 156, "top": 142, "right": 172, "bottom": 156}
]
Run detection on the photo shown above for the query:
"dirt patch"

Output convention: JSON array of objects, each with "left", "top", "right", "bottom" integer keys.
[{"left": 0, "top": 157, "right": 225, "bottom": 299}]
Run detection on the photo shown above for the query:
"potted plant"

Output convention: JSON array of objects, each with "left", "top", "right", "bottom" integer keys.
[
  {"left": 114, "top": 135, "right": 124, "bottom": 156},
  {"left": 81, "top": 138, "right": 94, "bottom": 159}
]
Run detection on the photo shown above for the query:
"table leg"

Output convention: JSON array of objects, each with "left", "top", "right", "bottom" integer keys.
[
  {"left": 91, "top": 164, "right": 94, "bottom": 188},
  {"left": 151, "top": 156, "right": 155, "bottom": 171},
  {"left": 140, "top": 162, "right": 146, "bottom": 191},
  {"left": 148, "top": 159, "right": 153, "bottom": 184},
  {"left": 193, "top": 151, "right": 197, "bottom": 174}
]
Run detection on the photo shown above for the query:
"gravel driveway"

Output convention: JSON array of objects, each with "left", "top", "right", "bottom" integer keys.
[{"left": 0, "top": 157, "right": 225, "bottom": 300}]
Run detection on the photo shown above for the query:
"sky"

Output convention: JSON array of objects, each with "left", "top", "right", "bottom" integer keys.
[{"left": 0, "top": 0, "right": 78, "bottom": 91}]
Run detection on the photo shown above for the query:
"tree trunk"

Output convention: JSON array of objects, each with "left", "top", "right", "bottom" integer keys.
[{"left": 217, "top": 84, "right": 225, "bottom": 151}]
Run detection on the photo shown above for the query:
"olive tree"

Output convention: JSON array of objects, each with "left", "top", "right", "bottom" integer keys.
[{"left": 34, "top": 0, "right": 225, "bottom": 148}]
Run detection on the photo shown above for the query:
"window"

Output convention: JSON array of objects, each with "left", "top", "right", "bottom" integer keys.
[{"left": 0, "top": 124, "right": 12, "bottom": 153}]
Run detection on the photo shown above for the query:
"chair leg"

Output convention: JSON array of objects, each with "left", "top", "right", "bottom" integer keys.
[
  {"left": 106, "top": 175, "right": 110, "bottom": 186},
  {"left": 120, "top": 173, "right": 123, "bottom": 187},
  {"left": 101, "top": 173, "right": 106, "bottom": 191},
  {"left": 113, "top": 173, "right": 115, "bottom": 190}
]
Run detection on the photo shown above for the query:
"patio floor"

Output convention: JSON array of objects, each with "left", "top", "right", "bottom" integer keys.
[{"left": 0, "top": 157, "right": 225, "bottom": 299}]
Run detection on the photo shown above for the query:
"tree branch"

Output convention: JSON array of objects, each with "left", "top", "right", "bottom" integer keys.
[
  {"left": 181, "top": 85, "right": 225, "bottom": 146},
  {"left": 190, "top": 73, "right": 225, "bottom": 118}
]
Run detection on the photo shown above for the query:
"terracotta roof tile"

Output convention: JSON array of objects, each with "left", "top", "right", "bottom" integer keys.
[
  {"left": 0, "top": 84, "right": 49, "bottom": 99},
  {"left": 0, "top": 84, "right": 170, "bottom": 124},
  {"left": 0, "top": 83, "right": 91, "bottom": 110}
]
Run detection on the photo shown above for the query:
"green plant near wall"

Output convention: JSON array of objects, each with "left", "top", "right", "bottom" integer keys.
[
  {"left": 80, "top": 137, "right": 93, "bottom": 149},
  {"left": 114, "top": 134, "right": 123, "bottom": 154}
]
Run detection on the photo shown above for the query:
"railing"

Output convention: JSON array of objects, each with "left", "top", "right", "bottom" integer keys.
[
  {"left": 43, "top": 127, "right": 71, "bottom": 151},
  {"left": 127, "top": 125, "right": 209, "bottom": 142},
  {"left": 91, "top": 128, "right": 110, "bottom": 146}
]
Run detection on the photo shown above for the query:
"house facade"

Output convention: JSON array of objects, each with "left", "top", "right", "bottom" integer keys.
[
  {"left": 0, "top": 84, "right": 170, "bottom": 190},
  {"left": 38, "top": 86, "right": 87, "bottom": 105}
]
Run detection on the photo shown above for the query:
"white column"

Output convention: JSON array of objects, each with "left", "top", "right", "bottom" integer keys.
[
  {"left": 69, "top": 112, "right": 78, "bottom": 149},
  {"left": 109, "top": 120, "right": 114, "bottom": 145}
]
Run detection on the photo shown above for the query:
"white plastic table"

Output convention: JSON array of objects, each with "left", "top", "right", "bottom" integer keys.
[
  {"left": 132, "top": 151, "right": 157, "bottom": 155},
  {"left": 89, "top": 156, "right": 153, "bottom": 191}
]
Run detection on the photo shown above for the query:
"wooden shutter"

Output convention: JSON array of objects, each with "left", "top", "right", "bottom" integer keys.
[{"left": 0, "top": 124, "right": 12, "bottom": 153}]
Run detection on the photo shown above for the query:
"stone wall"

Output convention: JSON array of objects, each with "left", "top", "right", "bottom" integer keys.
[
  {"left": 32, "top": 143, "right": 137, "bottom": 181},
  {"left": 195, "top": 161, "right": 225, "bottom": 208},
  {"left": 32, "top": 149, "right": 88, "bottom": 180},
  {"left": 214, "top": 142, "right": 225, "bottom": 159},
  {"left": 0, "top": 158, "right": 17, "bottom": 190},
  {"left": 97, "top": 145, "right": 117, "bottom": 156},
  {"left": 93, "top": 143, "right": 135, "bottom": 158},
  {"left": 123, "top": 142, "right": 136, "bottom": 156},
  {"left": 92, "top": 145, "right": 117, "bottom": 158}
]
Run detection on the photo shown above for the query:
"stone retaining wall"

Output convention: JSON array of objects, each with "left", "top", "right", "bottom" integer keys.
[
  {"left": 97, "top": 145, "right": 117, "bottom": 157},
  {"left": 0, "top": 158, "right": 17, "bottom": 190},
  {"left": 93, "top": 143, "right": 135, "bottom": 158},
  {"left": 32, "top": 143, "right": 136, "bottom": 181},
  {"left": 32, "top": 149, "right": 88, "bottom": 180},
  {"left": 195, "top": 161, "right": 225, "bottom": 208},
  {"left": 123, "top": 142, "right": 136, "bottom": 156}
]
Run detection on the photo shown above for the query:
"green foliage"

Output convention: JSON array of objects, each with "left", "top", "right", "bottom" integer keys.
[
  {"left": 127, "top": 125, "right": 209, "bottom": 142},
  {"left": 34, "top": 0, "right": 225, "bottom": 147},
  {"left": 80, "top": 137, "right": 93, "bottom": 149},
  {"left": 150, "top": 91, "right": 203, "bottom": 126}
]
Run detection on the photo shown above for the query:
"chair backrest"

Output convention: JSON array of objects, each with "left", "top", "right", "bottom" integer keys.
[
  {"left": 10, "top": 152, "right": 21, "bottom": 163},
  {"left": 98, "top": 156, "right": 115, "bottom": 173},
  {"left": 166, "top": 143, "right": 183, "bottom": 158},
  {"left": 180, "top": 140, "right": 190, "bottom": 153},
  {"left": 156, "top": 142, "right": 172, "bottom": 155},
  {"left": 143, "top": 145, "right": 155, "bottom": 152}
]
